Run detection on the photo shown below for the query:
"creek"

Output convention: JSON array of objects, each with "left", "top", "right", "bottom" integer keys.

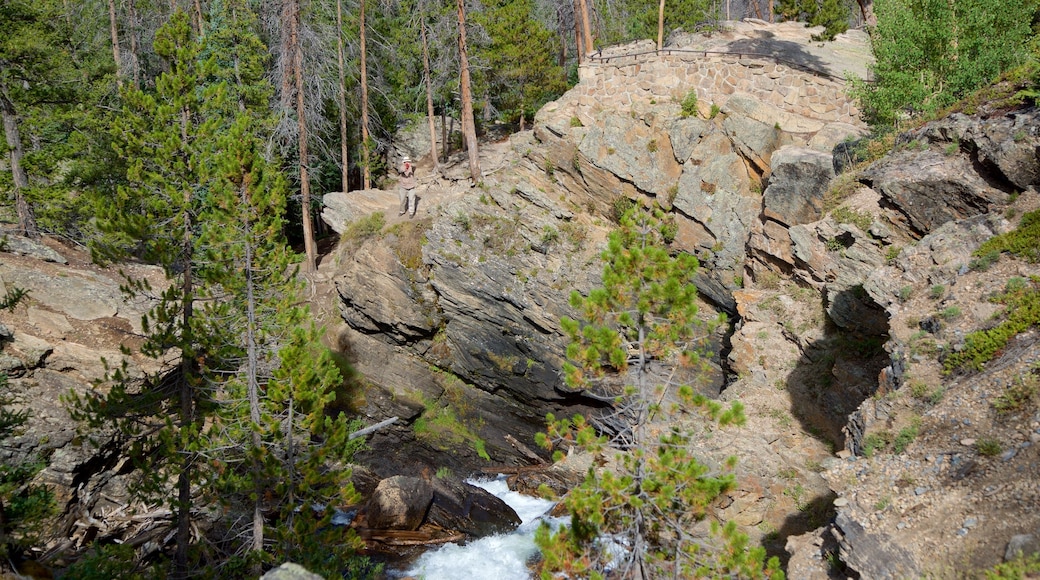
[{"left": 391, "top": 477, "right": 561, "bottom": 580}]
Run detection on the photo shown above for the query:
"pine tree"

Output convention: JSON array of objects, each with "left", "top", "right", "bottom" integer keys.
[
  {"left": 535, "top": 205, "right": 784, "bottom": 579},
  {"left": 71, "top": 11, "right": 247, "bottom": 576}
]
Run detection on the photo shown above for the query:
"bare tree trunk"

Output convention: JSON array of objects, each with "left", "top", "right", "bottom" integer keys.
[
  {"left": 768, "top": 0, "right": 774, "bottom": 22},
  {"left": 421, "top": 22, "right": 439, "bottom": 175},
  {"left": 240, "top": 186, "right": 264, "bottom": 568},
  {"left": 857, "top": 0, "right": 876, "bottom": 27},
  {"left": 751, "top": 0, "right": 762, "bottom": 19},
  {"left": 657, "top": 0, "right": 665, "bottom": 50},
  {"left": 572, "top": 0, "right": 584, "bottom": 62},
  {"left": 336, "top": 0, "right": 350, "bottom": 192},
  {"left": 108, "top": 0, "right": 124, "bottom": 89},
  {"left": 192, "top": 0, "right": 204, "bottom": 35},
  {"left": 289, "top": 0, "right": 317, "bottom": 271},
  {"left": 360, "top": 0, "right": 372, "bottom": 189},
  {"left": 128, "top": 0, "right": 140, "bottom": 88},
  {"left": 578, "top": 0, "right": 593, "bottom": 55},
  {"left": 455, "top": 0, "right": 479, "bottom": 184},
  {"left": 1, "top": 91, "right": 37, "bottom": 238}
]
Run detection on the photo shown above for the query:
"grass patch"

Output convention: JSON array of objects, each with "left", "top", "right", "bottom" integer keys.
[
  {"left": 992, "top": 372, "right": 1039, "bottom": 414},
  {"left": 342, "top": 212, "right": 385, "bottom": 242},
  {"left": 832, "top": 206, "right": 873, "bottom": 232},
  {"left": 386, "top": 218, "right": 432, "bottom": 271},
  {"left": 975, "top": 437, "right": 1003, "bottom": 457},
  {"left": 975, "top": 209, "right": 1040, "bottom": 263},
  {"left": 892, "top": 420, "right": 920, "bottom": 454},
  {"left": 943, "top": 276, "right": 1040, "bottom": 373}
]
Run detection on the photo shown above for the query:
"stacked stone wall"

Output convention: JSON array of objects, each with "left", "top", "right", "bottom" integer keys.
[{"left": 575, "top": 52, "right": 861, "bottom": 127}]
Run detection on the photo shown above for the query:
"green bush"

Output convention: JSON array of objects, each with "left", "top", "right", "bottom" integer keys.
[
  {"left": 680, "top": 89, "right": 699, "bottom": 118},
  {"left": 944, "top": 277, "right": 1040, "bottom": 372},
  {"left": 976, "top": 437, "right": 1003, "bottom": 456}
]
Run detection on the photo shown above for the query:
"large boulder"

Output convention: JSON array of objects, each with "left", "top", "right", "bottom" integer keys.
[
  {"left": 261, "top": 563, "right": 324, "bottom": 580},
  {"left": 363, "top": 476, "right": 434, "bottom": 531},
  {"left": 763, "top": 146, "right": 835, "bottom": 226},
  {"left": 426, "top": 478, "right": 522, "bottom": 537},
  {"left": 915, "top": 108, "right": 1040, "bottom": 191},
  {"left": 861, "top": 149, "right": 1008, "bottom": 235}
]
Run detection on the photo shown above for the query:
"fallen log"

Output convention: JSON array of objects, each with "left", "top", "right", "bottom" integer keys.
[{"left": 349, "top": 416, "right": 399, "bottom": 440}]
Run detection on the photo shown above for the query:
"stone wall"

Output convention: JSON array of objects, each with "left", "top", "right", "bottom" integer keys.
[{"left": 574, "top": 51, "right": 861, "bottom": 128}]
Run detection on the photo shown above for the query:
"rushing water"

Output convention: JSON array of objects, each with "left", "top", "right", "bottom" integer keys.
[{"left": 392, "top": 476, "right": 561, "bottom": 580}]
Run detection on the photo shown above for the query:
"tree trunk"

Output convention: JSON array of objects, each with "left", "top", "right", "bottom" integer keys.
[
  {"left": 192, "top": 0, "right": 204, "bottom": 35},
  {"left": 360, "top": 0, "right": 371, "bottom": 189},
  {"left": 290, "top": 0, "right": 317, "bottom": 271},
  {"left": 108, "top": 0, "right": 123, "bottom": 89},
  {"left": 578, "top": 0, "right": 593, "bottom": 55},
  {"left": 768, "top": 0, "right": 774, "bottom": 22},
  {"left": 751, "top": 0, "right": 762, "bottom": 19},
  {"left": 241, "top": 182, "right": 264, "bottom": 566},
  {"left": 857, "top": 0, "right": 876, "bottom": 27},
  {"left": 173, "top": 125, "right": 197, "bottom": 576},
  {"left": 336, "top": 0, "right": 350, "bottom": 192},
  {"left": 657, "top": 0, "right": 665, "bottom": 50},
  {"left": 128, "top": 0, "right": 140, "bottom": 88},
  {"left": 455, "top": 0, "right": 480, "bottom": 184},
  {"left": 421, "top": 22, "right": 439, "bottom": 175},
  {"left": 572, "top": 0, "right": 584, "bottom": 62},
  {"left": 1, "top": 91, "right": 37, "bottom": 238}
]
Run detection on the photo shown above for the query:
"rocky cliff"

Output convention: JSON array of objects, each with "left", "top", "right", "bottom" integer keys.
[
  {"left": 321, "top": 22, "right": 1040, "bottom": 575},
  {"left": 3, "top": 19, "right": 1040, "bottom": 577}
]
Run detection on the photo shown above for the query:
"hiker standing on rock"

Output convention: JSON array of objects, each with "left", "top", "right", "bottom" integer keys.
[{"left": 398, "top": 156, "right": 418, "bottom": 217}]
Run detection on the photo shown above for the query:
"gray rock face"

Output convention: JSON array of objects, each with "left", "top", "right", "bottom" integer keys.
[
  {"left": 1, "top": 234, "right": 68, "bottom": 263},
  {"left": 579, "top": 110, "right": 683, "bottom": 198},
  {"left": 763, "top": 146, "right": 835, "bottom": 226},
  {"left": 363, "top": 476, "right": 434, "bottom": 531},
  {"left": 833, "top": 511, "right": 919, "bottom": 579},
  {"left": 916, "top": 108, "right": 1040, "bottom": 191},
  {"left": 862, "top": 149, "right": 1007, "bottom": 235}
]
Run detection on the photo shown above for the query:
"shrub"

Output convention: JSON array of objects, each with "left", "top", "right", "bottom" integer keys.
[
  {"left": 976, "top": 437, "right": 1003, "bottom": 456},
  {"left": 943, "top": 276, "right": 1040, "bottom": 372},
  {"left": 680, "top": 88, "right": 699, "bottom": 117},
  {"left": 992, "top": 373, "right": 1039, "bottom": 414},
  {"left": 342, "top": 212, "right": 385, "bottom": 241}
]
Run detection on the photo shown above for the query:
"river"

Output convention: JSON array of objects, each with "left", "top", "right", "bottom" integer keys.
[{"left": 391, "top": 477, "right": 561, "bottom": 580}]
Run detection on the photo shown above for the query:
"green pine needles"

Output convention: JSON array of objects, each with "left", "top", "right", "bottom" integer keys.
[
  {"left": 535, "top": 205, "right": 783, "bottom": 579},
  {"left": 65, "top": 7, "right": 373, "bottom": 577}
]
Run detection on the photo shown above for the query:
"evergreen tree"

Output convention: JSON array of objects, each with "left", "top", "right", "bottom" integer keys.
[
  {"left": 70, "top": 8, "right": 371, "bottom": 575},
  {"left": 473, "top": 0, "right": 568, "bottom": 124},
  {"left": 535, "top": 205, "right": 783, "bottom": 579},
  {"left": 0, "top": 0, "right": 81, "bottom": 238}
]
